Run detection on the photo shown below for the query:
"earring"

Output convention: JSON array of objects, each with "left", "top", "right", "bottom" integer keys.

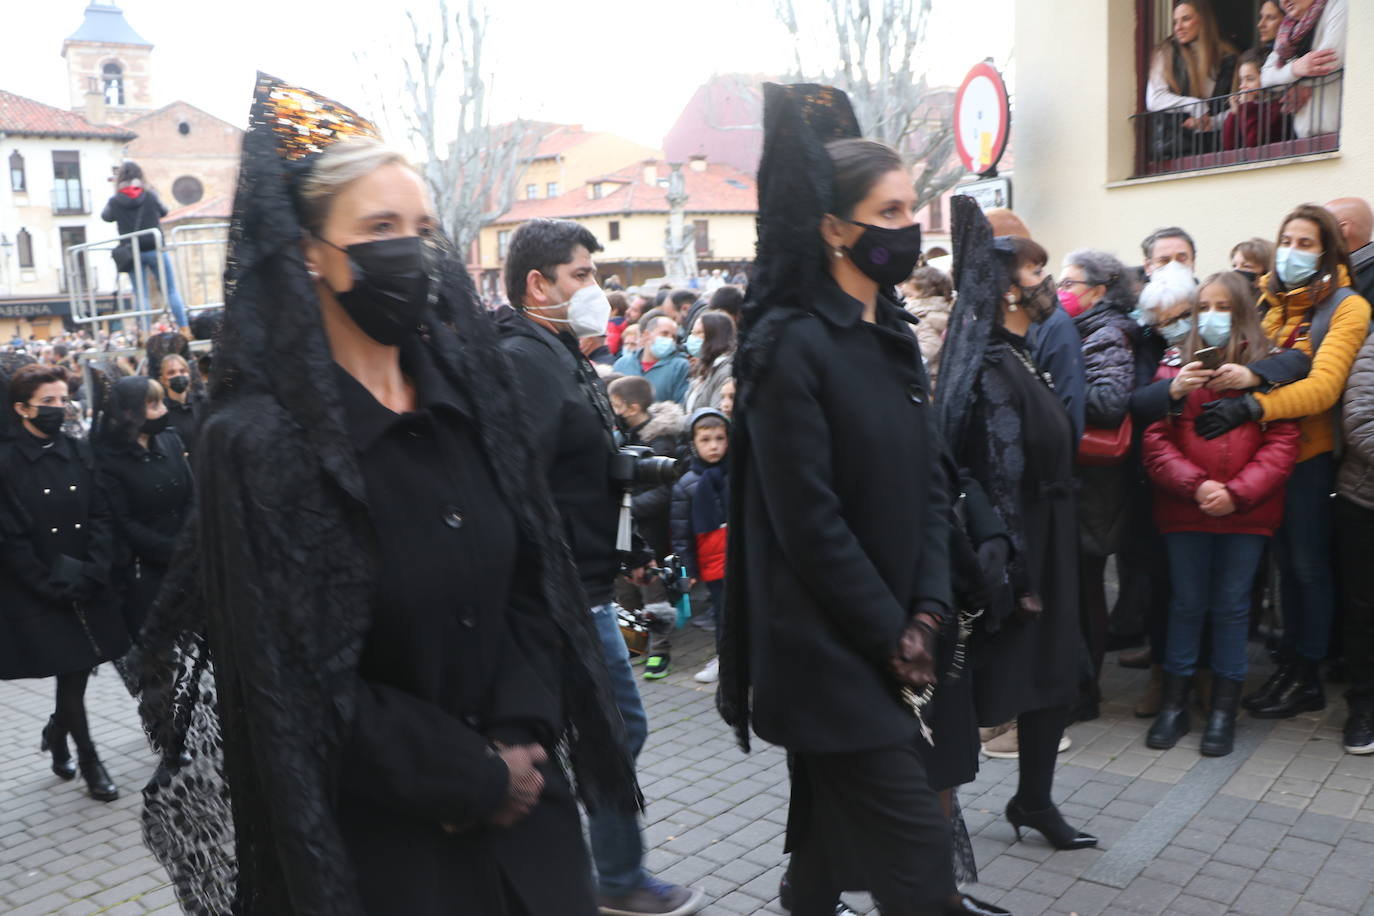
[
  {"left": 833, "top": 248, "right": 845, "bottom": 259},
  {"left": 307, "top": 268, "right": 319, "bottom": 280},
  {"left": 1005, "top": 292, "right": 1019, "bottom": 312}
]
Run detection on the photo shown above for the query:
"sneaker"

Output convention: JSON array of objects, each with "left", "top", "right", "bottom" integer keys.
[
  {"left": 982, "top": 722, "right": 1019, "bottom": 758},
  {"left": 693, "top": 657, "right": 719, "bottom": 683},
  {"left": 643, "top": 655, "right": 671, "bottom": 680},
  {"left": 1345, "top": 709, "right": 1374, "bottom": 755},
  {"left": 981, "top": 722, "right": 1070, "bottom": 759},
  {"left": 598, "top": 878, "right": 705, "bottom": 916}
]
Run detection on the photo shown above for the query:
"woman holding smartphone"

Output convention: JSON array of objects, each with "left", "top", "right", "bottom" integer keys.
[{"left": 1141, "top": 272, "right": 1300, "bottom": 756}]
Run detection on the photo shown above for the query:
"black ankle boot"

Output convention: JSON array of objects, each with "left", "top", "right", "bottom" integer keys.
[
  {"left": 1243, "top": 660, "right": 1295, "bottom": 711},
  {"left": 78, "top": 754, "right": 118, "bottom": 802},
  {"left": 1006, "top": 798, "right": 1098, "bottom": 849},
  {"left": 1200, "top": 677, "right": 1243, "bottom": 757},
  {"left": 1251, "top": 659, "right": 1325, "bottom": 719},
  {"left": 40, "top": 716, "right": 76, "bottom": 780},
  {"left": 1146, "top": 672, "right": 1191, "bottom": 749}
]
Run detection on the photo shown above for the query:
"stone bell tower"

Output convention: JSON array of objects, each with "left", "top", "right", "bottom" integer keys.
[{"left": 61, "top": 1, "right": 153, "bottom": 126}]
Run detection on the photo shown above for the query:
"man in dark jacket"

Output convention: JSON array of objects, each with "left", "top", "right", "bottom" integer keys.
[
  {"left": 494, "top": 218, "right": 703, "bottom": 916},
  {"left": 1328, "top": 197, "right": 1374, "bottom": 303}
]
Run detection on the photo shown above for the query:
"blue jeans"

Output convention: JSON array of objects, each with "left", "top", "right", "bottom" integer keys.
[
  {"left": 1164, "top": 532, "right": 1269, "bottom": 682},
  {"left": 587, "top": 603, "right": 648, "bottom": 896},
  {"left": 126, "top": 248, "right": 187, "bottom": 327},
  {"left": 1276, "top": 454, "right": 1337, "bottom": 661}
]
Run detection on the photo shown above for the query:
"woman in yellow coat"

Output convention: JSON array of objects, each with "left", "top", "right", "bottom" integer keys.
[{"left": 1195, "top": 203, "right": 1370, "bottom": 718}]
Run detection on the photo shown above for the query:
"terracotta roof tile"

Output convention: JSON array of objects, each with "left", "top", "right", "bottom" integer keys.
[
  {"left": 493, "top": 160, "right": 756, "bottom": 225},
  {"left": 0, "top": 90, "right": 136, "bottom": 140}
]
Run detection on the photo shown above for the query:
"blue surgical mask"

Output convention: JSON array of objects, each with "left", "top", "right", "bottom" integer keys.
[
  {"left": 1197, "top": 310, "right": 1231, "bottom": 347},
  {"left": 686, "top": 335, "right": 704, "bottom": 357},
  {"left": 1160, "top": 317, "right": 1193, "bottom": 346},
  {"left": 650, "top": 337, "right": 677, "bottom": 360},
  {"left": 1275, "top": 246, "right": 1321, "bottom": 288}
]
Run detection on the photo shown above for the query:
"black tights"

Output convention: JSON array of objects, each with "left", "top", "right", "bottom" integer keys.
[
  {"left": 54, "top": 670, "right": 95, "bottom": 758},
  {"left": 1015, "top": 705, "right": 1069, "bottom": 811},
  {"left": 1078, "top": 554, "right": 1108, "bottom": 683}
]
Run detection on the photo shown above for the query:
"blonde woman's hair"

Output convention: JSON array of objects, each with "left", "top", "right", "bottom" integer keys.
[
  {"left": 1159, "top": 0, "right": 1235, "bottom": 99},
  {"left": 297, "top": 138, "right": 415, "bottom": 235}
]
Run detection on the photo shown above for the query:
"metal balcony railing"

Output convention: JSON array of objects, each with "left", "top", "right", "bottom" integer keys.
[
  {"left": 1131, "top": 71, "right": 1342, "bottom": 178},
  {"left": 51, "top": 186, "right": 91, "bottom": 215}
]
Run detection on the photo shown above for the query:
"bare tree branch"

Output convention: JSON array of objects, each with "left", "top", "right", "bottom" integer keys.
[
  {"left": 775, "top": 0, "right": 966, "bottom": 212},
  {"left": 356, "top": 0, "right": 548, "bottom": 259}
]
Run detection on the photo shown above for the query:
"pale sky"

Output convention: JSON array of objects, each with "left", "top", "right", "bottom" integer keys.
[{"left": 1, "top": 0, "right": 1014, "bottom": 150}]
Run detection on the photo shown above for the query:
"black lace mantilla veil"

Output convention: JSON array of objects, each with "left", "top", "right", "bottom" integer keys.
[
  {"left": 935, "top": 195, "right": 1004, "bottom": 454},
  {"left": 716, "top": 84, "right": 861, "bottom": 751},
  {"left": 131, "top": 73, "right": 637, "bottom": 914}
]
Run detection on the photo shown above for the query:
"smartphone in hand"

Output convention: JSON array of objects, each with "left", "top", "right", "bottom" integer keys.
[{"left": 1192, "top": 347, "right": 1223, "bottom": 371}]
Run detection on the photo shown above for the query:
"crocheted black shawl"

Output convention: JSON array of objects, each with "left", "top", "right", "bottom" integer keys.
[{"left": 131, "top": 74, "right": 637, "bottom": 915}]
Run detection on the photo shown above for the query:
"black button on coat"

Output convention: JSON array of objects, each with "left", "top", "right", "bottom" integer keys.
[
  {"left": 0, "top": 431, "right": 130, "bottom": 678},
  {"left": 328, "top": 343, "right": 584, "bottom": 916},
  {"left": 97, "top": 429, "right": 193, "bottom": 637},
  {"left": 729, "top": 282, "right": 953, "bottom": 755}
]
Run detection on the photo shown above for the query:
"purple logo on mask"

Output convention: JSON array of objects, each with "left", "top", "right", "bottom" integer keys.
[{"left": 870, "top": 247, "right": 891, "bottom": 266}]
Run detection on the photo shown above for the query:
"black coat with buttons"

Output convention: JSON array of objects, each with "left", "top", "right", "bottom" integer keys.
[
  {"left": 0, "top": 430, "right": 130, "bottom": 679},
  {"left": 96, "top": 429, "right": 193, "bottom": 637},
  {"left": 720, "top": 280, "right": 953, "bottom": 754}
]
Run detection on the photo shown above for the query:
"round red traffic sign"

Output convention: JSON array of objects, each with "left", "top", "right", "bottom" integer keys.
[{"left": 954, "top": 62, "right": 1011, "bottom": 176}]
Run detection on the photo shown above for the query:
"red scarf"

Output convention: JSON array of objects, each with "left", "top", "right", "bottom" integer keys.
[
  {"left": 1275, "top": 0, "right": 1329, "bottom": 65},
  {"left": 119, "top": 186, "right": 144, "bottom": 199}
]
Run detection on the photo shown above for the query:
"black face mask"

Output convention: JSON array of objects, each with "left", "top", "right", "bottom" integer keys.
[
  {"left": 1020, "top": 276, "right": 1059, "bottom": 323},
  {"left": 321, "top": 236, "right": 433, "bottom": 346},
  {"left": 1235, "top": 268, "right": 1259, "bottom": 286},
  {"left": 842, "top": 221, "right": 923, "bottom": 288},
  {"left": 27, "top": 405, "right": 66, "bottom": 438},
  {"left": 142, "top": 413, "right": 170, "bottom": 436},
  {"left": 167, "top": 375, "right": 191, "bottom": 394}
]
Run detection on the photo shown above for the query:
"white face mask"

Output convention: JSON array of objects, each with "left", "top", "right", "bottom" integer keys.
[{"left": 529, "top": 284, "right": 612, "bottom": 339}]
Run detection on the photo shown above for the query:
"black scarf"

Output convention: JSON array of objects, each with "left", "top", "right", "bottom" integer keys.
[{"left": 131, "top": 74, "right": 637, "bottom": 915}]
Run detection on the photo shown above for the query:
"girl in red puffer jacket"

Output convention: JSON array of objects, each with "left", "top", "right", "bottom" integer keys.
[{"left": 1141, "top": 271, "right": 1301, "bottom": 758}]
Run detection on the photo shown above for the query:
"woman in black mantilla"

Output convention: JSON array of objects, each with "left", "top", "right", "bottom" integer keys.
[
  {"left": 717, "top": 83, "right": 960, "bottom": 916},
  {"left": 130, "top": 75, "right": 636, "bottom": 916},
  {"left": 93, "top": 376, "right": 192, "bottom": 640},
  {"left": 937, "top": 196, "right": 1096, "bottom": 851}
]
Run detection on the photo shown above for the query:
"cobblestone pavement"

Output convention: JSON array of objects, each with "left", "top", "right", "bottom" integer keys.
[{"left": 4, "top": 624, "right": 1374, "bottom": 915}]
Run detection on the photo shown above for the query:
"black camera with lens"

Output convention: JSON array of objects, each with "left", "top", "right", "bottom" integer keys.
[{"left": 608, "top": 445, "right": 685, "bottom": 487}]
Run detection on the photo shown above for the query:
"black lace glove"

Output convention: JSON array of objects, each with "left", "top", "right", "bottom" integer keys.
[
  {"left": 1195, "top": 393, "right": 1262, "bottom": 440},
  {"left": 890, "top": 616, "right": 939, "bottom": 689}
]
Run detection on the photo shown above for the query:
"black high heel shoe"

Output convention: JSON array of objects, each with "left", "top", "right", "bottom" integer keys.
[
  {"left": 1006, "top": 798, "right": 1097, "bottom": 850},
  {"left": 78, "top": 754, "right": 119, "bottom": 802},
  {"left": 947, "top": 892, "right": 1012, "bottom": 915},
  {"left": 40, "top": 716, "right": 76, "bottom": 780}
]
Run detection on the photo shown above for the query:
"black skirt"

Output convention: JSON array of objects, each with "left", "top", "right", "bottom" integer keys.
[{"left": 786, "top": 742, "right": 954, "bottom": 915}]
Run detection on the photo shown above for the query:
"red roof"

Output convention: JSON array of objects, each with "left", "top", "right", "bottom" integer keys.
[
  {"left": 0, "top": 90, "right": 137, "bottom": 140},
  {"left": 663, "top": 74, "right": 766, "bottom": 176},
  {"left": 493, "top": 160, "right": 756, "bottom": 224}
]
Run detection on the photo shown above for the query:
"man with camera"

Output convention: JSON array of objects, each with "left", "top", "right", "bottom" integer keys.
[{"left": 495, "top": 219, "right": 703, "bottom": 916}]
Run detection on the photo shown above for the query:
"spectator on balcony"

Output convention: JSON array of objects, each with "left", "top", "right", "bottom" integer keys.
[
  {"left": 1261, "top": 0, "right": 1346, "bottom": 139},
  {"left": 1326, "top": 197, "right": 1374, "bottom": 302},
  {"left": 101, "top": 161, "right": 189, "bottom": 336},
  {"left": 1147, "top": 1, "right": 1238, "bottom": 159},
  {"left": 1223, "top": 49, "right": 1287, "bottom": 151},
  {"left": 1256, "top": 0, "right": 1284, "bottom": 60}
]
